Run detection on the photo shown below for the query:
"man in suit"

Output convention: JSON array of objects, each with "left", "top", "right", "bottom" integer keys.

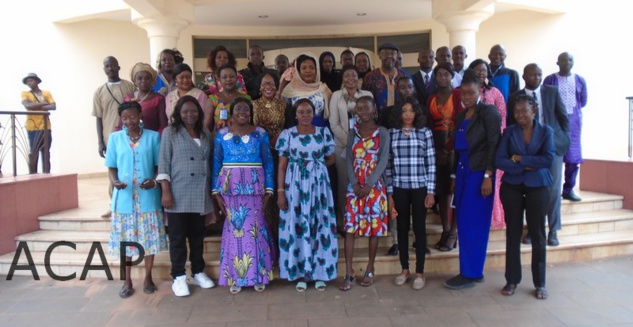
[
  {"left": 508, "top": 63, "right": 570, "bottom": 246},
  {"left": 412, "top": 48, "right": 436, "bottom": 106}
]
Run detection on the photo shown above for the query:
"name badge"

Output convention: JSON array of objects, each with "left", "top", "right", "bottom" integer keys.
[{"left": 219, "top": 109, "right": 228, "bottom": 120}]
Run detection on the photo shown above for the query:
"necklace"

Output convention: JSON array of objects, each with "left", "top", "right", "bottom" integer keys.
[
  {"left": 402, "top": 127, "right": 414, "bottom": 138},
  {"left": 135, "top": 90, "right": 151, "bottom": 103},
  {"left": 127, "top": 127, "right": 143, "bottom": 143}
]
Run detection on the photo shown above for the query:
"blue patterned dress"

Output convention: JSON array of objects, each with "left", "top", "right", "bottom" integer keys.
[
  {"left": 213, "top": 126, "right": 276, "bottom": 287},
  {"left": 275, "top": 126, "right": 338, "bottom": 281}
]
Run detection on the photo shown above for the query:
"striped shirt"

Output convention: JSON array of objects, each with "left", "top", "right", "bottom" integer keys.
[{"left": 386, "top": 128, "right": 436, "bottom": 194}]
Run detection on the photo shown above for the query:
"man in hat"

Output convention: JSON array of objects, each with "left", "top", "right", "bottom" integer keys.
[
  {"left": 21, "top": 73, "right": 56, "bottom": 174},
  {"left": 92, "top": 56, "right": 135, "bottom": 218},
  {"left": 362, "top": 42, "right": 411, "bottom": 114}
]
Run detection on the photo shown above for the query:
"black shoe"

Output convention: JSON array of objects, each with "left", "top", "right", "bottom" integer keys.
[
  {"left": 562, "top": 191, "right": 582, "bottom": 202},
  {"left": 548, "top": 231, "right": 560, "bottom": 246},
  {"left": 444, "top": 274, "right": 475, "bottom": 290},
  {"left": 387, "top": 244, "right": 399, "bottom": 256},
  {"left": 522, "top": 233, "right": 532, "bottom": 245},
  {"left": 425, "top": 247, "right": 431, "bottom": 255},
  {"left": 473, "top": 276, "right": 485, "bottom": 283}
]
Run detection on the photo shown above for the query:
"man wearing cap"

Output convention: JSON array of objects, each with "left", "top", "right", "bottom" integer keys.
[
  {"left": 92, "top": 56, "right": 135, "bottom": 218},
  {"left": 362, "top": 43, "right": 411, "bottom": 114},
  {"left": 21, "top": 73, "right": 56, "bottom": 174}
]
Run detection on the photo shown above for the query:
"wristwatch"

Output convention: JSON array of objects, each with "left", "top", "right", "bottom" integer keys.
[{"left": 484, "top": 173, "right": 491, "bottom": 178}]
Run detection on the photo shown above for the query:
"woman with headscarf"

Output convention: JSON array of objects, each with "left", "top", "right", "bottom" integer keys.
[
  {"left": 165, "top": 63, "right": 213, "bottom": 131},
  {"left": 355, "top": 52, "right": 372, "bottom": 89},
  {"left": 468, "top": 59, "right": 508, "bottom": 230},
  {"left": 319, "top": 51, "right": 342, "bottom": 93},
  {"left": 280, "top": 53, "right": 333, "bottom": 128},
  {"left": 120, "top": 63, "right": 168, "bottom": 134}
]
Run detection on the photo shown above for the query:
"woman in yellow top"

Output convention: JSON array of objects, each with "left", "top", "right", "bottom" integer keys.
[{"left": 211, "top": 65, "right": 251, "bottom": 131}]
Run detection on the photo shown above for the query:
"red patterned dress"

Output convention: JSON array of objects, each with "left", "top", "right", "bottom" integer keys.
[{"left": 344, "top": 126, "right": 389, "bottom": 236}]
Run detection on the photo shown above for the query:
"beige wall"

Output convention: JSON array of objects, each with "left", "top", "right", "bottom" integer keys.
[{"left": 2, "top": 1, "right": 632, "bottom": 176}]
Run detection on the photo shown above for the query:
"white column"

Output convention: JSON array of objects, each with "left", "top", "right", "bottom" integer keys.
[
  {"left": 134, "top": 17, "right": 189, "bottom": 66},
  {"left": 433, "top": 0, "right": 494, "bottom": 56}
]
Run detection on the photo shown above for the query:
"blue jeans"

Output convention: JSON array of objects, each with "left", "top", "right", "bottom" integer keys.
[{"left": 27, "top": 130, "right": 52, "bottom": 174}]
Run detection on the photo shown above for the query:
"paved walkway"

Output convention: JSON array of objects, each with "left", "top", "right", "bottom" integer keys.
[{"left": 0, "top": 255, "right": 632, "bottom": 326}]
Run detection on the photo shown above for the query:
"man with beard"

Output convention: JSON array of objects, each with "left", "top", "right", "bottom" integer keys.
[{"left": 362, "top": 43, "right": 410, "bottom": 114}]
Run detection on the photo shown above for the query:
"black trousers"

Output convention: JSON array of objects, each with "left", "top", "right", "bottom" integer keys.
[
  {"left": 167, "top": 212, "right": 206, "bottom": 278},
  {"left": 393, "top": 187, "right": 428, "bottom": 273},
  {"left": 500, "top": 182, "right": 549, "bottom": 287}
]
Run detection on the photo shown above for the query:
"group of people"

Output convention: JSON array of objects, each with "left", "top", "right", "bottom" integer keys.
[{"left": 89, "top": 41, "right": 587, "bottom": 301}]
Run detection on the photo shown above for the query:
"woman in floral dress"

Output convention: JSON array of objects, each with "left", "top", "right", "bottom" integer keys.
[
  {"left": 212, "top": 97, "right": 275, "bottom": 294},
  {"left": 276, "top": 98, "right": 338, "bottom": 292},
  {"left": 107, "top": 101, "right": 167, "bottom": 298},
  {"left": 339, "top": 96, "right": 390, "bottom": 291}
]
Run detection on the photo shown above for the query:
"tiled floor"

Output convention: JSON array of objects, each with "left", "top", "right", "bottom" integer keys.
[{"left": 0, "top": 255, "right": 632, "bottom": 326}]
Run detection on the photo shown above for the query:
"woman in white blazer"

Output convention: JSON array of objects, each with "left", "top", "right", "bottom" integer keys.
[{"left": 328, "top": 65, "right": 373, "bottom": 233}]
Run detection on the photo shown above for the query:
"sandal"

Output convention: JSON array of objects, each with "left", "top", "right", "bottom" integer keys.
[
  {"left": 118, "top": 284, "right": 134, "bottom": 298},
  {"left": 339, "top": 275, "right": 355, "bottom": 291},
  {"left": 296, "top": 281, "right": 307, "bottom": 292},
  {"left": 435, "top": 231, "right": 449, "bottom": 249},
  {"left": 143, "top": 283, "right": 157, "bottom": 294},
  {"left": 229, "top": 285, "right": 242, "bottom": 294},
  {"left": 439, "top": 232, "right": 457, "bottom": 252},
  {"left": 361, "top": 272, "right": 374, "bottom": 287},
  {"left": 315, "top": 281, "right": 326, "bottom": 291},
  {"left": 254, "top": 284, "right": 265, "bottom": 292},
  {"left": 501, "top": 283, "right": 517, "bottom": 296},
  {"left": 535, "top": 287, "right": 549, "bottom": 300}
]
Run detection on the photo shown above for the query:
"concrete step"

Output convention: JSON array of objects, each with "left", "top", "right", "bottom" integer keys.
[
  {"left": 19, "top": 208, "right": 633, "bottom": 254},
  {"left": 35, "top": 191, "right": 623, "bottom": 232},
  {"left": 2, "top": 230, "right": 632, "bottom": 281}
]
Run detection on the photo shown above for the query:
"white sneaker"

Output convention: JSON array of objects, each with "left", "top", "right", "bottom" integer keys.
[
  {"left": 172, "top": 275, "right": 190, "bottom": 297},
  {"left": 190, "top": 272, "right": 215, "bottom": 289}
]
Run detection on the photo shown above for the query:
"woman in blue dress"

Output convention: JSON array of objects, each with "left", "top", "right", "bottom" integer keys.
[
  {"left": 276, "top": 98, "right": 338, "bottom": 292},
  {"left": 212, "top": 97, "right": 276, "bottom": 294},
  {"left": 444, "top": 70, "right": 501, "bottom": 290}
]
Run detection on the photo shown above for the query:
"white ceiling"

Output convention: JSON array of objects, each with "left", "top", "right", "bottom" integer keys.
[{"left": 190, "top": 0, "right": 433, "bottom": 26}]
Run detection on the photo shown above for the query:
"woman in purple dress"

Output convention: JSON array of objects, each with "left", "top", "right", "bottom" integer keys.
[{"left": 212, "top": 97, "right": 276, "bottom": 294}]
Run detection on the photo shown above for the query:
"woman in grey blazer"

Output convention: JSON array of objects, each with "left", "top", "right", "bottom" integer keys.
[{"left": 157, "top": 95, "right": 215, "bottom": 297}]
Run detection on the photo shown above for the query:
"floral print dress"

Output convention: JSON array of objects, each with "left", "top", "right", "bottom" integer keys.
[
  {"left": 275, "top": 126, "right": 338, "bottom": 282},
  {"left": 213, "top": 127, "right": 276, "bottom": 287},
  {"left": 344, "top": 126, "right": 389, "bottom": 236}
]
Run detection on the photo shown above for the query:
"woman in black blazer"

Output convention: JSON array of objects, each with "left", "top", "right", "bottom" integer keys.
[
  {"left": 444, "top": 70, "right": 501, "bottom": 290},
  {"left": 495, "top": 94, "right": 555, "bottom": 300}
]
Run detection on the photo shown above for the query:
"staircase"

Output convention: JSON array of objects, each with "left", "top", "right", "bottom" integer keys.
[{"left": 1, "top": 177, "right": 633, "bottom": 280}]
